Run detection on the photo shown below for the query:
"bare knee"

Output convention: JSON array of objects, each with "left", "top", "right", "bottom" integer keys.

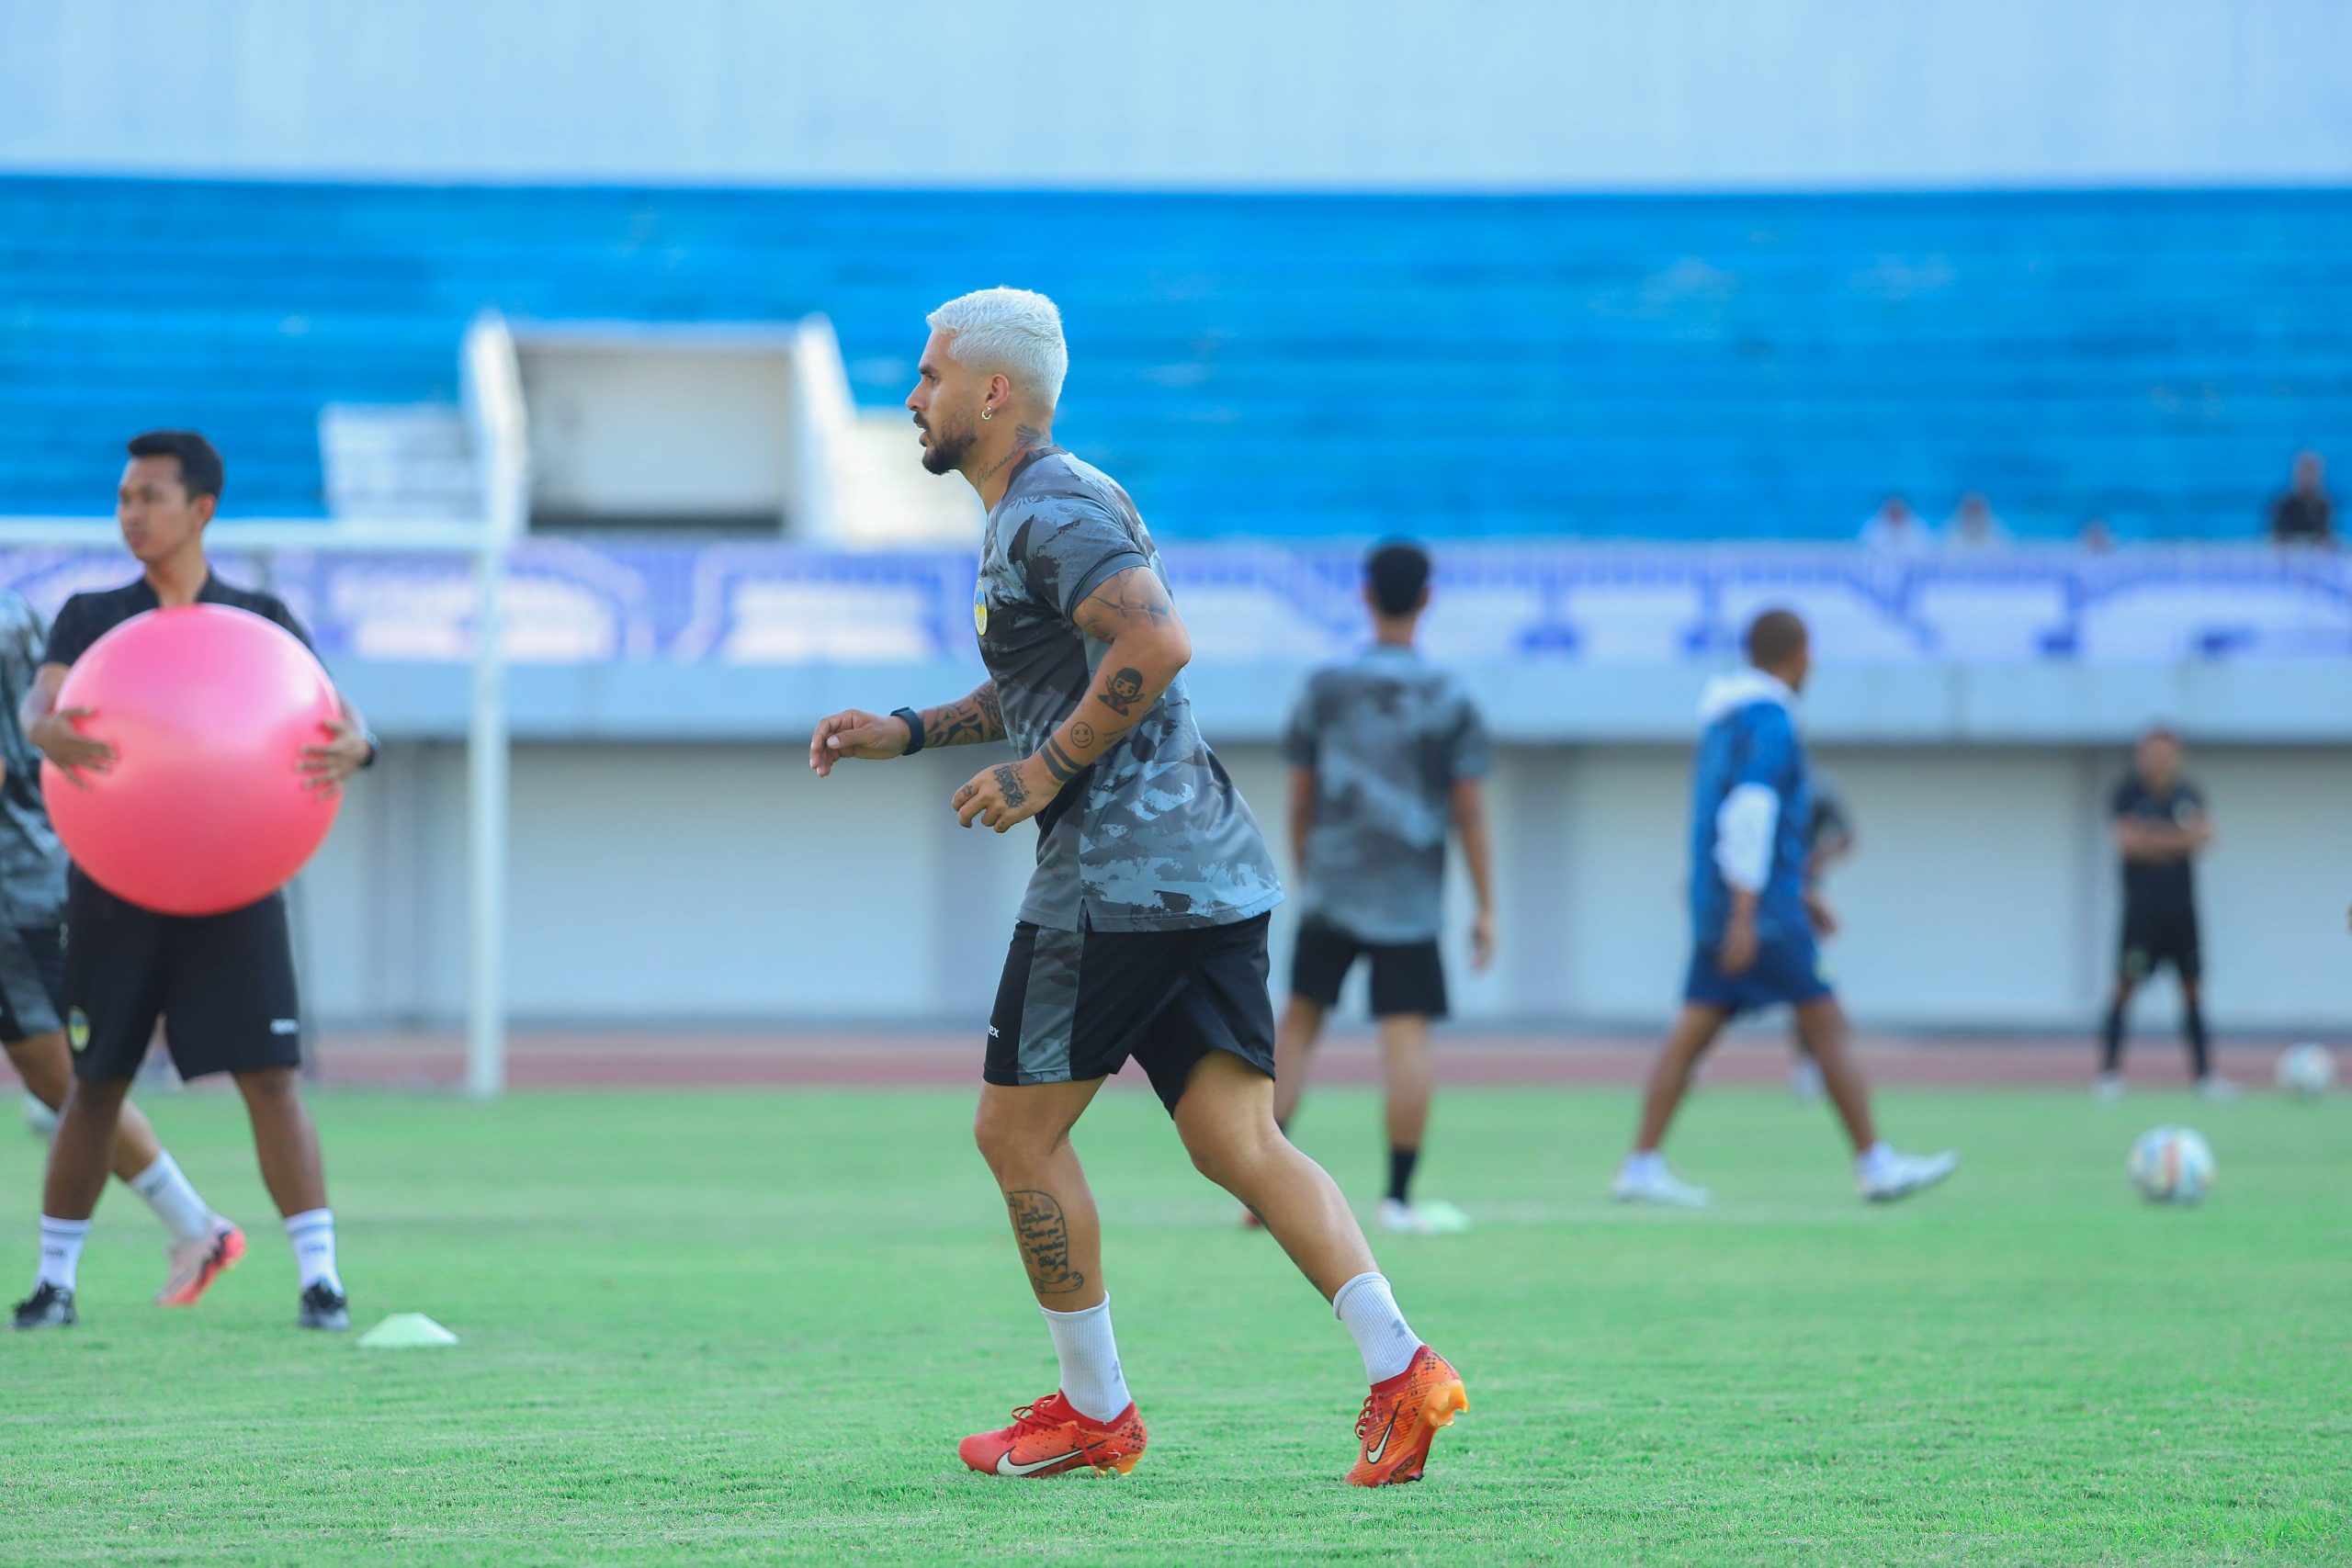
[
  {"left": 972, "top": 1103, "right": 1060, "bottom": 1178},
  {"left": 233, "top": 1066, "right": 303, "bottom": 1111},
  {"left": 62, "top": 1076, "right": 130, "bottom": 1122},
  {"left": 1180, "top": 1116, "right": 1279, "bottom": 1190},
  {"left": 6, "top": 1035, "right": 71, "bottom": 1108}
]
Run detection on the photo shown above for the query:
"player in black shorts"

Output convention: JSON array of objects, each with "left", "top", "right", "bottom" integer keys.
[
  {"left": 11, "top": 432, "right": 377, "bottom": 1332},
  {"left": 1272, "top": 542, "right": 1496, "bottom": 1235},
  {"left": 2098, "top": 727, "right": 2228, "bottom": 1100},
  {"left": 0, "top": 583, "right": 250, "bottom": 1309}
]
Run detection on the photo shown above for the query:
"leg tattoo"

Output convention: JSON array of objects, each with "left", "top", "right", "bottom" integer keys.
[{"left": 1003, "top": 1189, "right": 1086, "bottom": 1296}]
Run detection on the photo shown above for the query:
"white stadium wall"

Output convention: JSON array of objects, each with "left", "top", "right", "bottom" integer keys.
[
  {"left": 293, "top": 739, "right": 2352, "bottom": 1034},
  {"left": 4, "top": 0, "right": 2350, "bottom": 188}
]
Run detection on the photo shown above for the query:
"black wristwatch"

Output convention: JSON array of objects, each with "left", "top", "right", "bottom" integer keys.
[
  {"left": 358, "top": 730, "right": 381, "bottom": 770},
  {"left": 891, "top": 707, "right": 925, "bottom": 756}
]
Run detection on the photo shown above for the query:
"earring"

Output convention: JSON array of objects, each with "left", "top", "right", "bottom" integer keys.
[{"left": 982, "top": 407, "right": 994, "bottom": 421}]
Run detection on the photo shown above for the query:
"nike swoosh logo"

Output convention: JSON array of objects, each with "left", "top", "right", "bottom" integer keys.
[
  {"left": 996, "top": 1448, "right": 1085, "bottom": 1476},
  {"left": 1363, "top": 1408, "right": 1403, "bottom": 1465}
]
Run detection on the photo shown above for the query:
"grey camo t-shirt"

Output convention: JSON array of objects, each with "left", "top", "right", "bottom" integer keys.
[
  {"left": 0, "top": 591, "right": 67, "bottom": 925},
  {"left": 1284, "top": 645, "right": 1489, "bottom": 943},
  {"left": 977, "top": 449, "right": 1282, "bottom": 933}
]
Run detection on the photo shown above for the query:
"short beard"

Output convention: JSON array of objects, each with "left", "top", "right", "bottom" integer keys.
[{"left": 920, "top": 416, "right": 975, "bottom": 476}]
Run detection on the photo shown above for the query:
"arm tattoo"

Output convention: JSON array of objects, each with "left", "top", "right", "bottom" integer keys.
[
  {"left": 1098, "top": 667, "right": 1147, "bottom": 717},
  {"left": 923, "top": 681, "right": 1006, "bottom": 747},
  {"left": 1004, "top": 1190, "right": 1085, "bottom": 1295},
  {"left": 992, "top": 762, "right": 1029, "bottom": 808},
  {"left": 1073, "top": 567, "right": 1175, "bottom": 640},
  {"left": 1039, "top": 736, "right": 1084, "bottom": 784},
  {"left": 1069, "top": 719, "right": 1096, "bottom": 750}
]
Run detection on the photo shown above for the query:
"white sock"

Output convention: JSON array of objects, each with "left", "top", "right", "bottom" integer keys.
[
  {"left": 1041, "top": 1293, "right": 1132, "bottom": 1422},
  {"left": 1333, "top": 1271, "right": 1422, "bottom": 1384},
  {"left": 1621, "top": 1150, "right": 1664, "bottom": 1181},
  {"left": 1856, "top": 1140, "right": 1894, "bottom": 1179},
  {"left": 127, "top": 1152, "right": 216, "bottom": 1247},
  {"left": 284, "top": 1209, "right": 342, "bottom": 1293},
  {"left": 37, "top": 1216, "right": 90, "bottom": 1292}
]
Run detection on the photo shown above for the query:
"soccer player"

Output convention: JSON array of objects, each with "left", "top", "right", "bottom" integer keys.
[
  {"left": 2098, "top": 727, "right": 2229, "bottom": 1100},
  {"left": 808, "top": 289, "right": 1465, "bottom": 1485},
  {"left": 1611, "top": 610, "right": 1957, "bottom": 1207},
  {"left": 11, "top": 431, "right": 375, "bottom": 1332},
  {"left": 1269, "top": 540, "right": 1495, "bottom": 1235},
  {"left": 0, "top": 582, "right": 245, "bottom": 1307}
]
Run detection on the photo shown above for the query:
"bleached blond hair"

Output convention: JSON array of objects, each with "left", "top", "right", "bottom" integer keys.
[{"left": 926, "top": 288, "right": 1068, "bottom": 409}]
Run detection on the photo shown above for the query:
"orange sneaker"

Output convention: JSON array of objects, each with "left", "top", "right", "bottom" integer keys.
[
  {"left": 1347, "top": 1345, "right": 1468, "bottom": 1485},
  {"left": 156, "top": 1221, "right": 245, "bottom": 1307},
  {"left": 958, "top": 1392, "right": 1148, "bottom": 1479}
]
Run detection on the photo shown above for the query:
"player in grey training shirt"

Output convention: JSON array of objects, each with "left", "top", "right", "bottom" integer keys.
[
  {"left": 809, "top": 289, "right": 1465, "bottom": 1486},
  {"left": 1270, "top": 543, "right": 1497, "bottom": 1236}
]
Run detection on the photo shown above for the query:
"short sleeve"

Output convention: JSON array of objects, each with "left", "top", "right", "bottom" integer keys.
[
  {"left": 1446, "top": 690, "right": 1492, "bottom": 782},
  {"left": 40, "top": 595, "right": 96, "bottom": 669},
  {"left": 1012, "top": 501, "right": 1149, "bottom": 621},
  {"left": 1282, "top": 681, "right": 1320, "bottom": 769},
  {"left": 253, "top": 594, "right": 320, "bottom": 657}
]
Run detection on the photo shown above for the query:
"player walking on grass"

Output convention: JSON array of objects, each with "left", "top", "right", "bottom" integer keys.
[
  {"left": 2097, "top": 727, "right": 2231, "bottom": 1101},
  {"left": 1611, "top": 609, "right": 1956, "bottom": 1208},
  {"left": 0, "top": 583, "right": 246, "bottom": 1308},
  {"left": 1269, "top": 540, "right": 1496, "bottom": 1235},
  {"left": 12, "top": 431, "right": 373, "bottom": 1333},
  {"left": 809, "top": 289, "right": 1465, "bottom": 1485}
]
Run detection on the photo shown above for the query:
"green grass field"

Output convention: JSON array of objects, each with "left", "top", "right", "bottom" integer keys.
[{"left": 1, "top": 1081, "right": 2345, "bottom": 1565}]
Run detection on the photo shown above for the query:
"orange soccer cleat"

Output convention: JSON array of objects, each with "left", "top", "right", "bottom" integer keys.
[
  {"left": 156, "top": 1221, "right": 245, "bottom": 1307},
  {"left": 957, "top": 1392, "right": 1148, "bottom": 1479},
  {"left": 1347, "top": 1345, "right": 1468, "bottom": 1485}
]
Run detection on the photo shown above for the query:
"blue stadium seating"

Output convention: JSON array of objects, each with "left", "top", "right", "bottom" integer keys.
[{"left": 0, "top": 178, "right": 2346, "bottom": 539}]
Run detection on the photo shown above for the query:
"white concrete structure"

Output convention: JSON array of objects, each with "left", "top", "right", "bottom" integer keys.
[{"left": 6, "top": 0, "right": 2348, "bottom": 189}]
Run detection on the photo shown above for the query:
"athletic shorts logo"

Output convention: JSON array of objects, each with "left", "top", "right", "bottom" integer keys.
[
  {"left": 269, "top": 1018, "right": 300, "bottom": 1036},
  {"left": 66, "top": 1008, "right": 88, "bottom": 1054},
  {"left": 973, "top": 580, "right": 989, "bottom": 636}
]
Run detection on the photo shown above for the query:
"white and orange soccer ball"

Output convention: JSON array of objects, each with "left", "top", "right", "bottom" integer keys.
[
  {"left": 2129, "top": 1125, "right": 2215, "bottom": 1205},
  {"left": 2275, "top": 1043, "right": 2337, "bottom": 1100}
]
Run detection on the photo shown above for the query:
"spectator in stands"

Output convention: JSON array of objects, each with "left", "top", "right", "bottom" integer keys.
[
  {"left": 1942, "top": 492, "right": 2010, "bottom": 551},
  {"left": 2267, "top": 451, "right": 2334, "bottom": 546},
  {"left": 1859, "top": 496, "right": 1931, "bottom": 555},
  {"left": 2078, "top": 517, "right": 2115, "bottom": 554}
]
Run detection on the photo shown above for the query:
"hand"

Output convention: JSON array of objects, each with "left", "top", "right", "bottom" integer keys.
[
  {"left": 953, "top": 755, "right": 1057, "bottom": 834},
  {"left": 1804, "top": 889, "right": 1838, "bottom": 939},
  {"left": 808, "top": 708, "right": 910, "bottom": 777},
  {"left": 1718, "top": 915, "right": 1759, "bottom": 976},
  {"left": 299, "top": 716, "right": 373, "bottom": 795},
  {"left": 29, "top": 707, "right": 114, "bottom": 789},
  {"left": 1470, "top": 908, "right": 1498, "bottom": 973}
]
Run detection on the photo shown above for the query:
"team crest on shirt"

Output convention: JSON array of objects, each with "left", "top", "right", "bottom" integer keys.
[
  {"left": 66, "top": 1009, "right": 87, "bottom": 1054},
  {"left": 973, "top": 580, "right": 989, "bottom": 636}
]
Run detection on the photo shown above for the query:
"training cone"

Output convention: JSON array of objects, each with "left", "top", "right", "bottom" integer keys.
[{"left": 356, "top": 1313, "right": 458, "bottom": 1348}]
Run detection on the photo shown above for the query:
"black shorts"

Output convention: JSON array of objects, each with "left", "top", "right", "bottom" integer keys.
[
  {"left": 986, "top": 914, "right": 1276, "bottom": 1113},
  {"left": 0, "top": 922, "right": 65, "bottom": 1045},
  {"left": 2120, "top": 901, "right": 2201, "bottom": 984},
  {"left": 1288, "top": 917, "right": 1449, "bottom": 1019},
  {"left": 64, "top": 872, "right": 303, "bottom": 1083}
]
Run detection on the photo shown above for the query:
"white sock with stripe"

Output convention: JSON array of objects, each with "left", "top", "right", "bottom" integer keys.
[
  {"left": 1041, "top": 1293, "right": 1132, "bottom": 1422},
  {"left": 128, "top": 1152, "right": 216, "bottom": 1247},
  {"left": 1333, "top": 1271, "right": 1422, "bottom": 1384},
  {"left": 37, "top": 1216, "right": 90, "bottom": 1292},
  {"left": 284, "top": 1209, "right": 342, "bottom": 1293}
]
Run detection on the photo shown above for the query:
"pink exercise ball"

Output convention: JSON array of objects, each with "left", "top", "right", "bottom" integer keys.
[{"left": 42, "top": 604, "right": 343, "bottom": 915}]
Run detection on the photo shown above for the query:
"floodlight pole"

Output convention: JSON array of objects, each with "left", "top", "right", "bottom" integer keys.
[{"left": 463, "top": 313, "right": 526, "bottom": 1099}]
